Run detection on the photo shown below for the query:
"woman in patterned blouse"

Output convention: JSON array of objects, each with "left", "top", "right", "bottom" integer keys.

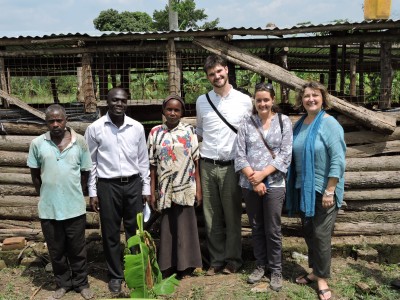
[
  {"left": 235, "top": 83, "right": 293, "bottom": 291},
  {"left": 147, "top": 94, "right": 202, "bottom": 279}
]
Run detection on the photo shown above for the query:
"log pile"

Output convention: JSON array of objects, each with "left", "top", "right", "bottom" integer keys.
[{"left": 0, "top": 111, "right": 399, "bottom": 243}]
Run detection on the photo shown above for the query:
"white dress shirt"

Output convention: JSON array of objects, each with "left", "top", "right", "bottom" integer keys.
[
  {"left": 196, "top": 86, "right": 253, "bottom": 160},
  {"left": 85, "top": 113, "right": 150, "bottom": 197}
]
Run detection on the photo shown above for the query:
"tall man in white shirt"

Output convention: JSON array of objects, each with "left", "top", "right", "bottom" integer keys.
[
  {"left": 196, "top": 54, "right": 253, "bottom": 275},
  {"left": 85, "top": 88, "right": 150, "bottom": 294}
]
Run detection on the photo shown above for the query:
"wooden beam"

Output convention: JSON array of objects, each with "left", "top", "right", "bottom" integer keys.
[
  {"left": 379, "top": 42, "right": 393, "bottom": 109},
  {"left": 193, "top": 37, "right": 396, "bottom": 134},
  {"left": 0, "top": 58, "right": 9, "bottom": 108},
  {"left": 0, "top": 90, "right": 45, "bottom": 120}
]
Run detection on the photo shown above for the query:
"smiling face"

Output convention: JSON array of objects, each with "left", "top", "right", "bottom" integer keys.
[
  {"left": 206, "top": 64, "right": 229, "bottom": 89},
  {"left": 302, "top": 87, "right": 323, "bottom": 116},
  {"left": 107, "top": 88, "right": 128, "bottom": 118},
  {"left": 254, "top": 90, "right": 275, "bottom": 116},
  {"left": 163, "top": 99, "right": 183, "bottom": 129}
]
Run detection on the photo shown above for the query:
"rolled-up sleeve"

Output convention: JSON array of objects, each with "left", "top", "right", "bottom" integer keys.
[{"left": 325, "top": 120, "right": 346, "bottom": 178}]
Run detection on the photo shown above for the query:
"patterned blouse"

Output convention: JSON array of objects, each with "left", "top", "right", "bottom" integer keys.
[
  {"left": 235, "top": 113, "right": 293, "bottom": 190},
  {"left": 148, "top": 122, "right": 199, "bottom": 210}
]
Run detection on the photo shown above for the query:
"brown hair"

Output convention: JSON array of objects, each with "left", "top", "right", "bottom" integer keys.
[
  {"left": 295, "top": 81, "right": 332, "bottom": 111},
  {"left": 252, "top": 82, "right": 280, "bottom": 114},
  {"left": 203, "top": 54, "right": 228, "bottom": 73}
]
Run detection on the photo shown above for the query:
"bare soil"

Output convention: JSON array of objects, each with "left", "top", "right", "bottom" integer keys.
[{"left": 1, "top": 254, "right": 399, "bottom": 300}]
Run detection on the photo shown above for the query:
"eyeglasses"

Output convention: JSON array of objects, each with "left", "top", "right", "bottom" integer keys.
[{"left": 255, "top": 82, "right": 274, "bottom": 91}]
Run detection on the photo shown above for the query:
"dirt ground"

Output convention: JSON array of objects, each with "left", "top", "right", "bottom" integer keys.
[{"left": 1, "top": 251, "right": 399, "bottom": 300}]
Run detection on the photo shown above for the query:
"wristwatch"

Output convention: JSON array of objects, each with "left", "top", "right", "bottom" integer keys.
[{"left": 324, "top": 190, "right": 335, "bottom": 197}]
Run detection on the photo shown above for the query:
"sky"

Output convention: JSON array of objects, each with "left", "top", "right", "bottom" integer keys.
[{"left": 0, "top": 0, "right": 399, "bottom": 36}]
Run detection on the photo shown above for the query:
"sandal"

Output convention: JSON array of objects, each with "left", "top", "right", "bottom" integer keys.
[
  {"left": 318, "top": 288, "right": 332, "bottom": 300},
  {"left": 295, "top": 273, "right": 314, "bottom": 285}
]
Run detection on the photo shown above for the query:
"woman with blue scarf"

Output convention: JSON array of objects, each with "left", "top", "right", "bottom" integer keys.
[{"left": 286, "top": 81, "right": 346, "bottom": 300}]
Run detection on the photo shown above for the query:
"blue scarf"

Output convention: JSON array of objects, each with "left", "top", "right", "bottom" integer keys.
[{"left": 289, "top": 110, "right": 325, "bottom": 217}]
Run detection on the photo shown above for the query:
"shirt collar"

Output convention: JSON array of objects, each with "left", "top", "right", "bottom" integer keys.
[
  {"left": 161, "top": 121, "right": 183, "bottom": 131},
  {"left": 44, "top": 127, "right": 77, "bottom": 143},
  {"left": 212, "top": 84, "right": 233, "bottom": 99},
  {"left": 105, "top": 112, "right": 134, "bottom": 128}
]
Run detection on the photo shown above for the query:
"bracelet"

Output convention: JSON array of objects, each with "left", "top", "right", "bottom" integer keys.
[{"left": 324, "top": 190, "right": 335, "bottom": 197}]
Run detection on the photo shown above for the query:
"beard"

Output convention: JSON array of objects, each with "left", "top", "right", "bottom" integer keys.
[{"left": 212, "top": 76, "right": 228, "bottom": 88}]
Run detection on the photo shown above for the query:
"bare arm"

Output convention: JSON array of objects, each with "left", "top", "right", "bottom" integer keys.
[{"left": 30, "top": 168, "right": 41, "bottom": 195}]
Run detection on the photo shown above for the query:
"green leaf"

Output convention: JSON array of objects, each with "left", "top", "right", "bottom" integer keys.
[{"left": 152, "top": 274, "right": 180, "bottom": 296}]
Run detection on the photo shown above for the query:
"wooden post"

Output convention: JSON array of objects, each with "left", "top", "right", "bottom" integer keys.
[
  {"left": 358, "top": 43, "right": 365, "bottom": 102},
  {"left": 0, "top": 57, "right": 9, "bottom": 108},
  {"left": 279, "top": 47, "right": 290, "bottom": 103},
  {"left": 76, "top": 67, "right": 84, "bottom": 102},
  {"left": 81, "top": 53, "right": 97, "bottom": 113},
  {"left": 50, "top": 78, "right": 59, "bottom": 104},
  {"left": 379, "top": 42, "right": 393, "bottom": 109},
  {"left": 328, "top": 45, "right": 338, "bottom": 93},
  {"left": 193, "top": 37, "right": 396, "bottom": 133},
  {"left": 167, "top": 38, "right": 181, "bottom": 96},
  {"left": 350, "top": 57, "right": 357, "bottom": 97},
  {"left": 340, "top": 44, "right": 347, "bottom": 94}
]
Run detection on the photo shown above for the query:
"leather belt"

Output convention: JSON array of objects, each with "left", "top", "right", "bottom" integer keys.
[
  {"left": 201, "top": 157, "right": 234, "bottom": 166},
  {"left": 98, "top": 174, "right": 139, "bottom": 183}
]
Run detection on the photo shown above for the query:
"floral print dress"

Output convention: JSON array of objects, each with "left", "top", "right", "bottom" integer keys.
[{"left": 147, "top": 122, "right": 199, "bottom": 211}]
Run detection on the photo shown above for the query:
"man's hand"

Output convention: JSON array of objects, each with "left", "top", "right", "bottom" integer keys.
[{"left": 90, "top": 196, "right": 100, "bottom": 213}]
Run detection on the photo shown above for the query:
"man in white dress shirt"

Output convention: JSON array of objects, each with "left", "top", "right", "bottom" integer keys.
[
  {"left": 196, "top": 54, "right": 252, "bottom": 275},
  {"left": 85, "top": 88, "right": 150, "bottom": 294}
]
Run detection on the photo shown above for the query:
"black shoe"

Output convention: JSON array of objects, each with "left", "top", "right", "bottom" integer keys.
[{"left": 108, "top": 279, "right": 122, "bottom": 294}]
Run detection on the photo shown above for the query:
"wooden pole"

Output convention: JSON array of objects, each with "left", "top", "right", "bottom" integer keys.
[
  {"left": 193, "top": 37, "right": 396, "bottom": 133},
  {"left": 81, "top": 53, "right": 97, "bottom": 113},
  {"left": 379, "top": 42, "right": 393, "bottom": 109},
  {"left": 0, "top": 90, "right": 45, "bottom": 120},
  {"left": 328, "top": 44, "right": 338, "bottom": 93},
  {"left": 350, "top": 57, "right": 357, "bottom": 97}
]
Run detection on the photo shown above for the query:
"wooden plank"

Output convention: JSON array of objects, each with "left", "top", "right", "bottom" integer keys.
[
  {"left": 193, "top": 37, "right": 396, "bottom": 134},
  {"left": 346, "top": 156, "right": 400, "bottom": 171},
  {"left": 0, "top": 90, "right": 45, "bottom": 120}
]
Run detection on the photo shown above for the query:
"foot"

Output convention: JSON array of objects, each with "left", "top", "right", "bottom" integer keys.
[
  {"left": 222, "top": 262, "right": 241, "bottom": 274},
  {"left": 295, "top": 273, "right": 316, "bottom": 284},
  {"left": 80, "top": 287, "right": 94, "bottom": 300},
  {"left": 270, "top": 272, "right": 283, "bottom": 291},
  {"left": 247, "top": 265, "right": 265, "bottom": 284},
  {"left": 317, "top": 278, "right": 331, "bottom": 300},
  {"left": 108, "top": 279, "right": 122, "bottom": 294},
  {"left": 205, "top": 265, "right": 224, "bottom": 276},
  {"left": 49, "top": 287, "right": 68, "bottom": 299},
  {"left": 318, "top": 288, "right": 332, "bottom": 300}
]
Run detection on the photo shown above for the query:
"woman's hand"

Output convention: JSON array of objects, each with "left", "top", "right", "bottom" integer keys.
[
  {"left": 248, "top": 170, "right": 265, "bottom": 186},
  {"left": 322, "top": 195, "right": 335, "bottom": 208},
  {"left": 253, "top": 182, "right": 267, "bottom": 196},
  {"left": 195, "top": 190, "right": 203, "bottom": 207}
]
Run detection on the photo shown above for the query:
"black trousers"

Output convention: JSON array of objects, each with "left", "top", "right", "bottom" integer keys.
[
  {"left": 41, "top": 214, "right": 89, "bottom": 292},
  {"left": 97, "top": 176, "right": 143, "bottom": 280}
]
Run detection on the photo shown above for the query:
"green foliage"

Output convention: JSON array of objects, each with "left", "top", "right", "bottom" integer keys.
[
  {"left": 124, "top": 213, "right": 179, "bottom": 298},
  {"left": 93, "top": 9, "right": 155, "bottom": 32},
  {"left": 153, "top": 0, "right": 219, "bottom": 30}
]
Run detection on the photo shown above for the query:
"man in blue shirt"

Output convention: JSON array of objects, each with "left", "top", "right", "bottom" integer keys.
[{"left": 27, "top": 104, "right": 93, "bottom": 299}]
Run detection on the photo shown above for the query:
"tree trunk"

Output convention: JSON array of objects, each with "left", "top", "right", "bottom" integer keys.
[
  {"left": 193, "top": 37, "right": 396, "bottom": 134},
  {"left": 0, "top": 121, "right": 89, "bottom": 135},
  {"left": 346, "top": 140, "right": 400, "bottom": 158},
  {"left": 346, "top": 156, "right": 400, "bottom": 171},
  {"left": 0, "top": 151, "right": 29, "bottom": 167},
  {"left": 344, "top": 188, "right": 400, "bottom": 201},
  {"left": 0, "top": 228, "right": 101, "bottom": 242},
  {"left": 0, "top": 184, "right": 37, "bottom": 196}
]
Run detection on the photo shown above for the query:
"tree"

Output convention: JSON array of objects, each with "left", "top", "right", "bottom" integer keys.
[
  {"left": 153, "top": 0, "right": 219, "bottom": 30},
  {"left": 93, "top": 9, "right": 155, "bottom": 32}
]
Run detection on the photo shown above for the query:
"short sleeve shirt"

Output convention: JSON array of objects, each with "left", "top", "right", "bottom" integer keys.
[{"left": 27, "top": 128, "right": 92, "bottom": 220}]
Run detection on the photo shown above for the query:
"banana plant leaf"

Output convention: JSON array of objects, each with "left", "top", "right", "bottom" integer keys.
[{"left": 124, "top": 213, "right": 179, "bottom": 298}]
